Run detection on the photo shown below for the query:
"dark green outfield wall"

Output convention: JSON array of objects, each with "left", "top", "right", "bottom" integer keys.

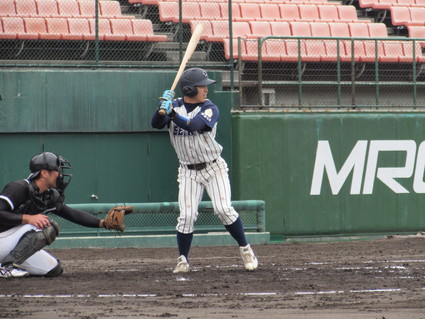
[
  {"left": 0, "top": 70, "right": 235, "bottom": 204},
  {"left": 232, "top": 112, "right": 425, "bottom": 238},
  {"left": 2, "top": 70, "right": 425, "bottom": 238}
]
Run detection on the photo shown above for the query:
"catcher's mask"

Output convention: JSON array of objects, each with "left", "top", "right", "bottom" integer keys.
[
  {"left": 179, "top": 68, "right": 216, "bottom": 97},
  {"left": 28, "top": 152, "right": 72, "bottom": 191}
]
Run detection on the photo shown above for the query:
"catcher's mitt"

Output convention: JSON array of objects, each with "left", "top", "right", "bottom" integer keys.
[{"left": 104, "top": 205, "right": 134, "bottom": 232}]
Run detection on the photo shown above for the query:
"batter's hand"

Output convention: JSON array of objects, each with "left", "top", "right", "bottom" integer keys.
[
  {"left": 159, "top": 90, "right": 175, "bottom": 115},
  {"left": 23, "top": 214, "right": 51, "bottom": 229}
]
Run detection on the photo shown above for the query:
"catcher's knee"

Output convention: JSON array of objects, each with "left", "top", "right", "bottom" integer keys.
[
  {"left": 44, "top": 259, "right": 63, "bottom": 277},
  {"left": 43, "top": 220, "right": 60, "bottom": 245}
]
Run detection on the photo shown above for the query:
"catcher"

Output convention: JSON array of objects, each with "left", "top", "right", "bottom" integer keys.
[{"left": 0, "top": 152, "right": 133, "bottom": 278}]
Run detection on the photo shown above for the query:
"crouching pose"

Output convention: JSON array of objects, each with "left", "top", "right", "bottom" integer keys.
[{"left": 0, "top": 152, "right": 131, "bottom": 278}]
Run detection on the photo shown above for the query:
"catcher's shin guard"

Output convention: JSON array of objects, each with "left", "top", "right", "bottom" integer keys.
[
  {"left": 1, "top": 220, "right": 60, "bottom": 266},
  {"left": 44, "top": 259, "right": 63, "bottom": 277}
]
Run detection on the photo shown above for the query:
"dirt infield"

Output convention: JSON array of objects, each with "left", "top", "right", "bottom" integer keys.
[{"left": 1, "top": 236, "right": 425, "bottom": 319}]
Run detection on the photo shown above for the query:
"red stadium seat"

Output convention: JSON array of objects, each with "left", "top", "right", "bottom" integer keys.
[
  {"left": 200, "top": 3, "right": 222, "bottom": 20},
  {"left": 110, "top": 19, "right": 140, "bottom": 41},
  {"left": 239, "top": 3, "right": 262, "bottom": 21},
  {"left": 270, "top": 21, "right": 291, "bottom": 36},
  {"left": 318, "top": 5, "right": 339, "bottom": 22},
  {"left": 88, "top": 18, "right": 115, "bottom": 41},
  {"left": 279, "top": 4, "right": 301, "bottom": 22},
  {"left": 223, "top": 38, "right": 245, "bottom": 59},
  {"left": 44, "top": 17, "right": 70, "bottom": 40},
  {"left": 208, "top": 21, "right": 250, "bottom": 42},
  {"left": 99, "top": 1, "right": 124, "bottom": 19},
  {"left": 409, "top": 7, "right": 425, "bottom": 26},
  {"left": 35, "top": 0, "right": 59, "bottom": 17},
  {"left": 310, "top": 22, "right": 331, "bottom": 37},
  {"left": 372, "top": 0, "right": 397, "bottom": 10},
  {"left": 158, "top": 2, "right": 177, "bottom": 22},
  {"left": 391, "top": 7, "right": 411, "bottom": 26},
  {"left": 22, "top": 17, "right": 45, "bottom": 39},
  {"left": 329, "top": 22, "right": 350, "bottom": 37},
  {"left": 0, "top": 0, "right": 16, "bottom": 17},
  {"left": 15, "top": 0, "right": 38, "bottom": 17},
  {"left": 283, "top": 39, "right": 307, "bottom": 62},
  {"left": 189, "top": 20, "right": 213, "bottom": 41},
  {"left": 337, "top": 6, "right": 362, "bottom": 23},
  {"left": 260, "top": 4, "right": 281, "bottom": 21},
  {"left": 219, "top": 3, "right": 241, "bottom": 20},
  {"left": 264, "top": 39, "right": 285, "bottom": 62},
  {"left": 408, "top": 26, "right": 425, "bottom": 47},
  {"left": 349, "top": 22, "right": 370, "bottom": 37},
  {"left": 290, "top": 21, "right": 312, "bottom": 36},
  {"left": 298, "top": 5, "right": 320, "bottom": 22},
  {"left": 131, "top": 19, "right": 168, "bottom": 42},
  {"left": 402, "top": 41, "right": 425, "bottom": 62},
  {"left": 368, "top": 23, "right": 388, "bottom": 37},
  {"left": 250, "top": 21, "right": 272, "bottom": 38},
  {"left": 1, "top": 17, "right": 25, "bottom": 39},
  {"left": 79, "top": 1, "right": 96, "bottom": 18},
  {"left": 57, "top": 0, "right": 80, "bottom": 18},
  {"left": 358, "top": 0, "right": 376, "bottom": 8},
  {"left": 68, "top": 18, "right": 94, "bottom": 40},
  {"left": 381, "top": 41, "right": 407, "bottom": 62}
]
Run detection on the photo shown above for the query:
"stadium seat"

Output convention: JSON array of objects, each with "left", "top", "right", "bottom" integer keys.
[
  {"left": 337, "top": 6, "right": 363, "bottom": 23},
  {"left": 15, "top": 0, "right": 38, "bottom": 17},
  {"left": 244, "top": 39, "right": 263, "bottom": 61},
  {"left": 348, "top": 22, "right": 370, "bottom": 37},
  {"left": 208, "top": 21, "right": 250, "bottom": 42},
  {"left": 44, "top": 17, "right": 70, "bottom": 40},
  {"left": 298, "top": 5, "right": 320, "bottom": 21},
  {"left": 290, "top": 21, "right": 312, "bottom": 36},
  {"left": 361, "top": 39, "right": 384, "bottom": 62},
  {"left": 358, "top": 0, "right": 376, "bottom": 8},
  {"left": 408, "top": 26, "right": 425, "bottom": 47},
  {"left": 250, "top": 21, "right": 272, "bottom": 38},
  {"left": 79, "top": 1, "right": 96, "bottom": 18},
  {"left": 283, "top": 39, "right": 307, "bottom": 62},
  {"left": 318, "top": 5, "right": 339, "bottom": 22},
  {"left": 368, "top": 23, "right": 388, "bottom": 37},
  {"left": 329, "top": 22, "right": 350, "bottom": 37},
  {"left": 22, "top": 17, "right": 44, "bottom": 39},
  {"left": 239, "top": 3, "right": 262, "bottom": 21},
  {"left": 372, "top": 0, "right": 397, "bottom": 10},
  {"left": 57, "top": 0, "right": 80, "bottom": 18},
  {"left": 409, "top": 7, "right": 425, "bottom": 26},
  {"left": 88, "top": 18, "right": 115, "bottom": 41},
  {"left": 396, "top": 0, "right": 415, "bottom": 6},
  {"left": 219, "top": 3, "right": 241, "bottom": 20},
  {"left": 391, "top": 7, "right": 411, "bottom": 26},
  {"left": 189, "top": 20, "right": 213, "bottom": 41},
  {"left": 263, "top": 39, "right": 285, "bottom": 62},
  {"left": 99, "top": 1, "right": 124, "bottom": 19},
  {"left": 270, "top": 21, "right": 291, "bottom": 36},
  {"left": 67, "top": 18, "right": 94, "bottom": 40},
  {"left": 381, "top": 41, "right": 408, "bottom": 62},
  {"left": 260, "top": 4, "right": 281, "bottom": 21},
  {"left": 279, "top": 4, "right": 301, "bottom": 22},
  {"left": 157, "top": 2, "right": 177, "bottom": 22},
  {"left": 131, "top": 19, "right": 167, "bottom": 42},
  {"left": 0, "top": 17, "right": 25, "bottom": 39},
  {"left": 35, "top": 0, "right": 59, "bottom": 17},
  {"left": 223, "top": 38, "right": 245, "bottom": 59},
  {"left": 200, "top": 3, "right": 222, "bottom": 20},
  {"left": 0, "top": 0, "right": 16, "bottom": 17},
  {"left": 110, "top": 19, "right": 140, "bottom": 41},
  {"left": 310, "top": 22, "right": 331, "bottom": 37},
  {"left": 402, "top": 41, "right": 425, "bottom": 62}
]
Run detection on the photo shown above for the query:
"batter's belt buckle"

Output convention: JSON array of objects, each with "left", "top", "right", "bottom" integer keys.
[{"left": 187, "top": 159, "right": 216, "bottom": 170}]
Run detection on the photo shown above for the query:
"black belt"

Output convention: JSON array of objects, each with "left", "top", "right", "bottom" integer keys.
[{"left": 186, "top": 159, "right": 216, "bottom": 170}]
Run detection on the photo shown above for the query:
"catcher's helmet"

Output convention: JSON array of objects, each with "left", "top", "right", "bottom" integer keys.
[
  {"left": 28, "top": 152, "right": 72, "bottom": 191},
  {"left": 179, "top": 68, "right": 216, "bottom": 97}
]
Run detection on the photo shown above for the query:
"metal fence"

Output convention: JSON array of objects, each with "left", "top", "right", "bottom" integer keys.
[
  {"left": 1, "top": 0, "right": 425, "bottom": 108},
  {"left": 238, "top": 36, "right": 425, "bottom": 108}
]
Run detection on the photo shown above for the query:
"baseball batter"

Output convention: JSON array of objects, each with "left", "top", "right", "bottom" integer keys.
[
  {"left": 151, "top": 68, "right": 258, "bottom": 273},
  {"left": 0, "top": 152, "right": 131, "bottom": 278}
]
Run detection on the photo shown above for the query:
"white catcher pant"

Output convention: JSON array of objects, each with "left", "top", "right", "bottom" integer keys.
[
  {"left": 0, "top": 224, "right": 59, "bottom": 275},
  {"left": 177, "top": 157, "right": 239, "bottom": 234}
]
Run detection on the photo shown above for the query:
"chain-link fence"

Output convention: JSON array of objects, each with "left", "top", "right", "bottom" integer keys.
[
  {"left": 1, "top": 0, "right": 425, "bottom": 108},
  {"left": 238, "top": 36, "right": 425, "bottom": 108}
]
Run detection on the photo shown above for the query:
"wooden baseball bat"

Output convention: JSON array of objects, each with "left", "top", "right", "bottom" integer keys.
[{"left": 159, "top": 23, "right": 204, "bottom": 115}]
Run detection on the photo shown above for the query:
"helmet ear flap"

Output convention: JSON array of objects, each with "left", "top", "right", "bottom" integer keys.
[{"left": 182, "top": 86, "right": 198, "bottom": 97}]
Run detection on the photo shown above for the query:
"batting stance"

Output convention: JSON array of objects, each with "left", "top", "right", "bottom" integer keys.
[
  {"left": 0, "top": 152, "right": 131, "bottom": 278},
  {"left": 151, "top": 68, "right": 258, "bottom": 273}
]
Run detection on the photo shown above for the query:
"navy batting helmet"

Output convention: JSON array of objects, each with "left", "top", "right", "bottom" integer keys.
[
  {"left": 179, "top": 68, "right": 216, "bottom": 97},
  {"left": 28, "top": 152, "right": 72, "bottom": 191}
]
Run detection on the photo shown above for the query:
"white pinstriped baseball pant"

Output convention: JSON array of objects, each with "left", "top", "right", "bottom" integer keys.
[{"left": 176, "top": 157, "right": 239, "bottom": 234}]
